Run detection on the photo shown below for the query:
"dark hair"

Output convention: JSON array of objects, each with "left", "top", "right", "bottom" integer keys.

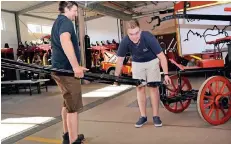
[{"left": 59, "top": 1, "right": 78, "bottom": 13}]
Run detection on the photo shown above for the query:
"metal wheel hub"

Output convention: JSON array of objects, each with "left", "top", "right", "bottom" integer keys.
[{"left": 218, "top": 97, "right": 229, "bottom": 108}]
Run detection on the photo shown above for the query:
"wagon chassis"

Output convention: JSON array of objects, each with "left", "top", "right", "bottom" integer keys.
[
  {"left": 156, "top": 41, "right": 231, "bottom": 125},
  {"left": 145, "top": 5, "right": 231, "bottom": 125}
]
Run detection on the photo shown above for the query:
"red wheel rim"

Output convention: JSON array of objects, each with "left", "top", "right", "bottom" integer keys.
[
  {"left": 197, "top": 76, "right": 231, "bottom": 125},
  {"left": 164, "top": 75, "right": 192, "bottom": 113}
]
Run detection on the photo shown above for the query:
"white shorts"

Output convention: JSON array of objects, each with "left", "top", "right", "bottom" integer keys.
[{"left": 132, "top": 58, "right": 161, "bottom": 85}]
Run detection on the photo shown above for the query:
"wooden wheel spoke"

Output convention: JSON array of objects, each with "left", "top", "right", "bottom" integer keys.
[
  {"left": 220, "top": 107, "right": 226, "bottom": 116},
  {"left": 208, "top": 106, "right": 215, "bottom": 117},
  {"left": 216, "top": 108, "right": 219, "bottom": 120},
  {"left": 168, "top": 87, "right": 176, "bottom": 92},
  {"left": 171, "top": 79, "right": 176, "bottom": 90},
  {"left": 204, "top": 101, "right": 213, "bottom": 109},
  {"left": 215, "top": 81, "right": 219, "bottom": 94},
  {"left": 174, "top": 102, "right": 178, "bottom": 110},
  {"left": 221, "top": 92, "right": 231, "bottom": 96},
  {"left": 180, "top": 101, "right": 184, "bottom": 108},
  {"left": 181, "top": 81, "right": 186, "bottom": 88},
  {"left": 219, "top": 82, "right": 226, "bottom": 94},
  {"left": 208, "top": 85, "right": 216, "bottom": 96},
  {"left": 204, "top": 95, "right": 213, "bottom": 100},
  {"left": 169, "top": 93, "right": 175, "bottom": 97}
]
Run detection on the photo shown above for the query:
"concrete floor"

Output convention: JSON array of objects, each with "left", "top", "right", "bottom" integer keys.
[{"left": 1, "top": 77, "right": 231, "bottom": 144}]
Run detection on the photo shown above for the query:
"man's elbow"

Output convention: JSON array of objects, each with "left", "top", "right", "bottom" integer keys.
[
  {"left": 116, "top": 57, "right": 124, "bottom": 65},
  {"left": 157, "top": 52, "right": 166, "bottom": 61},
  {"left": 117, "top": 56, "right": 124, "bottom": 62}
]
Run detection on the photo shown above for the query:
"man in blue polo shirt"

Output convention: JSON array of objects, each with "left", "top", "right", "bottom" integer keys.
[
  {"left": 115, "top": 19, "right": 171, "bottom": 128},
  {"left": 51, "top": 1, "right": 88, "bottom": 144}
]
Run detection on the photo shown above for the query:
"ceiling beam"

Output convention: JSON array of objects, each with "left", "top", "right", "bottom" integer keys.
[
  {"left": 21, "top": 13, "right": 104, "bottom": 22},
  {"left": 133, "top": 2, "right": 148, "bottom": 8},
  {"left": 22, "top": 14, "right": 56, "bottom": 21},
  {"left": 77, "top": 1, "right": 99, "bottom": 6},
  {"left": 151, "top": 1, "right": 158, "bottom": 6},
  {"left": 17, "top": 1, "right": 57, "bottom": 15},
  {"left": 106, "top": 2, "right": 135, "bottom": 15},
  {"left": 126, "top": 1, "right": 135, "bottom": 9},
  {"left": 1, "top": 9, "right": 16, "bottom": 14},
  {"left": 77, "top": 2, "right": 132, "bottom": 20},
  {"left": 2, "top": 7, "right": 103, "bottom": 22},
  {"left": 85, "top": 15, "right": 104, "bottom": 21}
]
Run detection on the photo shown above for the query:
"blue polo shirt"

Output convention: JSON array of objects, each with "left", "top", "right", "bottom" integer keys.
[
  {"left": 117, "top": 31, "right": 162, "bottom": 62},
  {"left": 51, "top": 14, "right": 81, "bottom": 70}
]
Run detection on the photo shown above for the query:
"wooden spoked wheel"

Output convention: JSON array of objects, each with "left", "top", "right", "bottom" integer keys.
[
  {"left": 163, "top": 75, "right": 192, "bottom": 113},
  {"left": 197, "top": 76, "right": 231, "bottom": 125}
]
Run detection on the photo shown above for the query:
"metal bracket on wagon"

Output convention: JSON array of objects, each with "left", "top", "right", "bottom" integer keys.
[
  {"left": 146, "top": 81, "right": 163, "bottom": 87},
  {"left": 148, "top": 14, "right": 231, "bottom": 30}
]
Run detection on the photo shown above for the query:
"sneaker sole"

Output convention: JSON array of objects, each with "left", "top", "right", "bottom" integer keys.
[
  {"left": 154, "top": 123, "right": 162, "bottom": 127},
  {"left": 135, "top": 121, "right": 147, "bottom": 128},
  {"left": 78, "top": 134, "right": 85, "bottom": 140}
]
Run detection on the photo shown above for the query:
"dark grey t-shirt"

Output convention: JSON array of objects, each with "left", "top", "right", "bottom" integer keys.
[
  {"left": 51, "top": 14, "right": 80, "bottom": 70},
  {"left": 117, "top": 31, "right": 162, "bottom": 62}
]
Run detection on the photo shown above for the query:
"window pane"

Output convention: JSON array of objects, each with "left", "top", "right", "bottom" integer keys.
[
  {"left": 1, "top": 18, "right": 5, "bottom": 30},
  {"left": 27, "top": 24, "right": 41, "bottom": 33},
  {"left": 42, "top": 25, "right": 52, "bottom": 34}
]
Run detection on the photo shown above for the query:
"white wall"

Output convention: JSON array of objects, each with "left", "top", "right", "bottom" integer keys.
[
  {"left": 1, "top": 11, "right": 18, "bottom": 50},
  {"left": 1, "top": 12, "right": 55, "bottom": 48},
  {"left": 19, "top": 15, "right": 54, "bottom": 43},
  {"left": 1, "top": 13, "right": 121, "bottom": 49},
  {"left": 177, "top": 3, "right": 231, "bottom": 55},
  {"left": 86, "top": 16, "right": 121, "bottom": 44}
]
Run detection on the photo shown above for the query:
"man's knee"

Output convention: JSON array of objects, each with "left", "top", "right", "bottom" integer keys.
[
  {"left": 66, "top": 107, "right": 78, "bottom": 113},
  {"left": 136, "top": 86, "right": 145, "bottom": 92},
  {"left": 65, "top": 103, "right": 82, "bottom": 113},
  {"left": 64, "top": 96, "right": 83, "bottom": 113},
  {"left": 148, "top": 86, "right": 159, "bottom": 94}
]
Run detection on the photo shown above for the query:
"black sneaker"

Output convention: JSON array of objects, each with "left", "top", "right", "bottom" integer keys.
[
  {"left": 62, "top": 132, "right": 85, "bottom": 144},
  {"left": 62, "top": 132, "right": 69, "bottom": 144},
  {"left": 78, "top": 134, "right": 85, "bottom": 141},
  {"left": 153, "top": 116, "right": 162, "bottom": 127},
  {"left": 72, "top": 138, "right": 84, "bottom": 144},
  {"left": 135, "top": 116, "right": 147, "bottom": 128}
]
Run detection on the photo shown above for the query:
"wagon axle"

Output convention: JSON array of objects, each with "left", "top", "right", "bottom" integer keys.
[
  {"left": 158, "top": 74, "right": 231, "bottom": 125},
  {"left": 161, "top": 90, "right": 230, "bottom": 109},
  {"left": 161, "top": 89, "right": 198, "bottom": 104}
]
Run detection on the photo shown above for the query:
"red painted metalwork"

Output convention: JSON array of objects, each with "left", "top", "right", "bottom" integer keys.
[{"left": 163, "top": 75, "right": 192, "bottom": 113}]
